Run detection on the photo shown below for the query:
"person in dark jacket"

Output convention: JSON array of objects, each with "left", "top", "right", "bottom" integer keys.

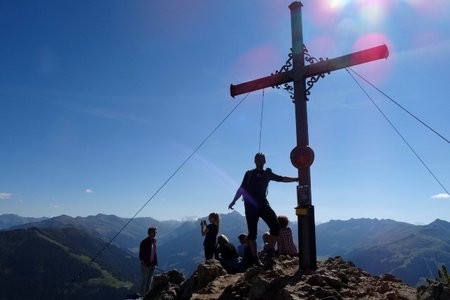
[
  {"left": 215, "top": 234, "right": 241, "bottom": 273},
  {"left": 139, "top": 227, "right": 158, "bottom": 297}
]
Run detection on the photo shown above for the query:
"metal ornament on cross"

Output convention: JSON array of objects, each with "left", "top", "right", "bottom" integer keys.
[{"left": 229, "top": 1, "right": 389, "bottom": 273}]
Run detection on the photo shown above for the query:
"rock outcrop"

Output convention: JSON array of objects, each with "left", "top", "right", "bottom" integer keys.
[
  {"left": 145, "top": 256, "right": 418, "bottom": 299},
  {"left": 417, "top": 282, "right": 450, "bottom": 300}
]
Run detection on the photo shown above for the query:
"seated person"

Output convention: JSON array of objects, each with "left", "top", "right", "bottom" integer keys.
[
  {"left": 215, "top": 234, "right": 241, "bottom": 273},
  {"left": 277, "top": 215, "right": 298, "bottom": 256},
  {"left": 240, "top": 240, "right": 253, "bottom": 271},
  {"left": 237, "top": 233, "right": 247, "bottom": 258}
]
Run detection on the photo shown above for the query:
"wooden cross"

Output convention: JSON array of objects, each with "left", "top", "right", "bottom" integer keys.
[{"left": 230, "top": 1, "right": 389, "bottom": 272}]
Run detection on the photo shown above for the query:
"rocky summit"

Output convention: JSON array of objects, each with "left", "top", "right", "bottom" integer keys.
[{"left": 145, "top": 256, "right": 422, "bottom": 300}]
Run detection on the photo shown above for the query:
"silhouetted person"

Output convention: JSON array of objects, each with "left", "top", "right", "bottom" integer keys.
[
  {"left": 228, "top": 152, "right": 298, "bottom": 265},
  {"left": 261, "top": 231, "right": 271, "bottom": 254},
  {"left": 139, "top": 227, "right": 157, "bottom": 297},
  {"left": 237, "top": 233, "right": 247, "bottom": 258},
  {"left": 215, "top": 234, "right": 240, "bottom": 273},
  {"left": 240, "top": 240, "right": 253, "bottom": 271},
  {"left": 201, "top": 212, "right": 220, "bottom": 260},
  {"left": 277, "top": 215, "right": 298, "bottom": 256},
  {"left": 236, "top": 233, "right": 253, "bottom": 271}
]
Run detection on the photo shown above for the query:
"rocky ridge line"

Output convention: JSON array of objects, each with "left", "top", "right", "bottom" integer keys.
[{"left": 146, "top": 256, "right": 421, "bottom": 299}]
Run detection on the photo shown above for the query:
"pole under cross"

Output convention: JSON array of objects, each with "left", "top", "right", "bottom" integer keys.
[{"left": 230, "top": 2, "right": 388, "bottom": 272}]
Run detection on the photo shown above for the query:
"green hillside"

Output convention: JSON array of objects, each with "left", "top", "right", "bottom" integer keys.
[
  {"left": 0, "top": 227, "right": 139, "bottom": 299},
  {"left": 346, "top": 219, "right": 450, "bottom": 286},
  {"left": 316, "top": 218, "right": 450, "bottom": 287}
]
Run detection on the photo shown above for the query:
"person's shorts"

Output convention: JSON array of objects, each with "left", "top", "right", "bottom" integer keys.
[{"left": 244, "top": 201, "right": 280, "bottom": 240}]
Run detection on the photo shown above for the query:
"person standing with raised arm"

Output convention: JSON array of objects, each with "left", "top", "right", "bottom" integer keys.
[
  {"left": 200, "top": 212, "right": 220, "bottom": 260},
  {"left": 228, "top": 153, "right": 298, "bottom": 265}
]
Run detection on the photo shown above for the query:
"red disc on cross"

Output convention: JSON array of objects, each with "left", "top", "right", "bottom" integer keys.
[{"left": 290, "top": 146, "right": 315, "bottom": 169}]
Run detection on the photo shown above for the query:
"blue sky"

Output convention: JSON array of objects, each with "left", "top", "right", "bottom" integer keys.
[{"left": 1, "top": 0, "right": 449, "bottom": 225}]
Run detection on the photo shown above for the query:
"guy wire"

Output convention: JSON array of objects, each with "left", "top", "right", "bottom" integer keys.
[
  {"left": 59, "top": 91, "right": 252, "bottom": 299},
  {"left": 346, "top": 68, "right": 449, "bottom": 196},
  {"left": 348, "top": 68, "right": 449, "bottom": 145}
]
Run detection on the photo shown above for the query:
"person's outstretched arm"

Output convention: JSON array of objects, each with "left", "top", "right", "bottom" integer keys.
[
  {"left": 282, "top": 176, "right": 299, "bottom": 183},
  {"left": 200, "top": 221, "right": 208, "bottom": 236},
  {"left": 228, "top": 187, "right": 244, "bottom": 210}
]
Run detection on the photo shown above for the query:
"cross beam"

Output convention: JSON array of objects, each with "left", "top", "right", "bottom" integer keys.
[
  {"left": 230, "top": 44, "right": 388, "bottom": 97},
  {"left": 229, "top": 1, "right": 389, "bottom": 273}
]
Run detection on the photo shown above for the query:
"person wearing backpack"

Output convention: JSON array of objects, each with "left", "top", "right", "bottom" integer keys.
[{"left": 228, "top": 153, "right": 298, "bottom": 265}]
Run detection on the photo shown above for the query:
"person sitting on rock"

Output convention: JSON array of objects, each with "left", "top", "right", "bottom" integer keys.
[
  {"left": 262, "top": 231, "right": 271, "bottom": 252},
  {"left": 259, "top": 231, "right": 276, "bottom": 259},
  {"left": 277, "top": 215, "right": 298, "bottom": 256},
  {"left": 240, "top": 237, "right": 253, "bottom": 271},
  {"left": 215, "top": 234, "right": 241, "bottom": 273},
  {"left": 236, "top": 233, "right": 253, "bottom": 271},
  {"left": 237, "top": 233, "right": 247, "bottom": 258}
]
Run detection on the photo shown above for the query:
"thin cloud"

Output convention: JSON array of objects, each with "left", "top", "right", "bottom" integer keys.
[
  {"left": 395, "top": 39, "right": 450, "bottom": 62},
  {"left": 0, "top": 193, "right": 12, "bottom": 200},
  {"left": 76, "top": 105, "right": 151, "bottom": 125},
  {"left": 85, "top": 188, "right": 94, "bottom": 194},
  {"left": 431, "top": 193, "right": 450, "bottom": 199},
  {"left": 2, "top": 87, "right": 154, "bottom": 125}
]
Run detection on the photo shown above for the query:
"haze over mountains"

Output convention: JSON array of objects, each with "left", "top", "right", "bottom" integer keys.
[{"left": 1, "top": 212, "right": 449, "bottom": 298}]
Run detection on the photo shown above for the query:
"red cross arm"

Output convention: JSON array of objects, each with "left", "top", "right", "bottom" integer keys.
[
  {"left": 230, "top": 71, "right": 292, "bottom": 98},
  {"left": 304, "top": 44, "right": 389, "bottom": 78},
  {"left": 230, "top": 44, "right": 389, "bottom": 98}
]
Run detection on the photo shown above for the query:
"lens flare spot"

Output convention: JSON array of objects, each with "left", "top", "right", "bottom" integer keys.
[
  {"left": 352, "top": 33, "right": 393, "bottom": 84},
  {"left": 232, "top": 46, "right": 280, "bottom": 80},
  {"left": 356, "top": 0, "right": 394, "bottom": 24},
  {"left": 329, "top": 0, "right": 351, "bottom": 10},
  {"left": 309, "top": 1, "right": 341, "bottom": 27}
]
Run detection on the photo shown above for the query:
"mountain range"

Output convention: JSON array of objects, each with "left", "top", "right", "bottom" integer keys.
[
  {"left": 1, "top": 212, "right": 448, "bottom": 298},
  {"left": 315, "top": 218, "right": 450, "bottom": 286}
]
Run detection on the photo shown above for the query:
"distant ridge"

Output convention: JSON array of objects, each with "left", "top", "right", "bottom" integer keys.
[
  {"left": 316, "top": 218, "right": 416, "bottom": 256},
  {"left": 0, "top": 213, "right": 48, "bottom": 230},
  {"left": 1, "top": 213, "right": 448, "bottom": 286},
  {"left": 9, "top": 213, "right": 181, "bottom": 254}
]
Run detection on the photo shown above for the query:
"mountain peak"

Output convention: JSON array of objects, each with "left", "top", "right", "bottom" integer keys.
[
  {"left": 430, "top": 218, "right": 449, "bottom": 225},
  {"left": 145, "top": 256, "right": 417, "bottom": 299},
  {"left": 425, "top": 218, "right": 450, "bottom": 234}
]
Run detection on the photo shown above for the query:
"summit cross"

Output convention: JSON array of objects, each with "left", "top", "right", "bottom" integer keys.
[{"left": 230, "top": 1, "right": 389, "bottom": 272}]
